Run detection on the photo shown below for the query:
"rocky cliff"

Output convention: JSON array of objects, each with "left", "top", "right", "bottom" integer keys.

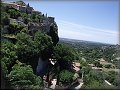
[{"left": 1, "top": 0, "right": 59, "bottom": 45}]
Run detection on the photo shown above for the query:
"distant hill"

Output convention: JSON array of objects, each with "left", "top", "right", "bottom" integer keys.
[
  {"left": 59, "top": 38, "right": 115, "bottom": 49},
  {"left": 59, "top": 37, "right": 112, "bottom": 45}
]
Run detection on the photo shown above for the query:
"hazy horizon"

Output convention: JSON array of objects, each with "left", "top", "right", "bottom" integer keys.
[{"left": 59, "top": 37, "right": 116, "bottom": 45}]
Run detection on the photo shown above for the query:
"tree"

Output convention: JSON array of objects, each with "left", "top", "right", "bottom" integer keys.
[
  {"left": 105, "top": 71, "right": 118, "bottom": 84},
  {"left": 79, "top": 60, "right": 87, "bottom": 67},
  {"left": 48, "top": 25, "right": 59, "bottom": 45},
  {"left": 54, "top": 43, "right": 74, "bottom": 62},
  {"left": 89, "top": 70, "right": 104, "bottom": 83},
  {"left": 16, "top": 32, "right": 53, "bottom": 72},
  {"left": 31, "top": 13, "right": 36, "bottom": 20},
  {"left": 1, "top": 61, "right": 12, "bottom": 89},
  {"left": 113, "top": 76, "right": 120, "bottom": 87},
  {"left": 7, "top": 24, "right": 24, "bottom": 34},
  {"left": 24, "top": 17, "right": 29, "bottom": 24},
  {"left": 103, "top": 47, "right": 116, "bottom": 62},
  {"left": 8, "top": 64, "right": 42, "bottom": 89},
  {"left": 104, "top": 64, "right": 112, "bottom": 68},
  {"left": 2, "top": 16, "right": 10, "bottom": 25},
  {"left": 59, "top": 70, "right": 74, "bottom": 84},
  {"left": 53, "top": 43, "right": 75, "bottom": 70},
  {"left": 7, "top": 9, "right": 21, "bottom": 19},
  {"left": 34, "top": 31, "right": 53, "bottom": 59},
  {"left": 82, "top": 65, "right": 91, "bottom": 75},
  {"left": 1, "top": 61, "right": 8, "bottom": 77},
  {"left": 84, "top": 80, "right": 101, "bottom": 89},
  {"left": 27, "top": 3, "right": 30, "bottom": 7},
  {"left": 1, "top": 41, "right": 17, "bottom": 69},
  {"left": 16, "top": 32, "right": 35, "bottom": 63},
  {"left": 93, "top": 61, "right": 102, "bottom": 67},
  {"left": 83, "top": 70, "right": 105, "bottom": 89}
]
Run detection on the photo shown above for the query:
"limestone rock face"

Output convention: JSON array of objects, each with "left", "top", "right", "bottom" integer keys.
[{"left": 28, "top": 17, "right": 59, "bottom": 45}]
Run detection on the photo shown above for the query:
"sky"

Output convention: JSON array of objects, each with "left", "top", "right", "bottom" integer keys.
[{"left": 3, "top": 0, "right": 119, "bottom": 44}]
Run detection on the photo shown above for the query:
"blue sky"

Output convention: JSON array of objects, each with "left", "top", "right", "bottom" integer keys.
[{"left": 3, "top": 0, "right": 119, "bottom": 44}]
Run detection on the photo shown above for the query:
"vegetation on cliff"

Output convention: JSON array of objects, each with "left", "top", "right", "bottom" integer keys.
[{"left": 1, "top": 1, "right": 59, "bottom": 89}]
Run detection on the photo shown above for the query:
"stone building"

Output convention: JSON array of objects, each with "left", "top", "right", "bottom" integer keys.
[
  {"left": 19, "top": 6, "right": 26, "bottom": 12},
  {"left": 32, "top": 10, "right": 42, "bottom": 15},
  {"left": 3, "top": 2, "right": 19, "bottom": 10},
  {"left": 48, "top": 17, "right": 54, "bottom": 23},
  {"left": 26, "top": 5, "right": 33, "bottom": 14},
  {"left": 4, "top": 2, "right": 33, "bottom": 14}
]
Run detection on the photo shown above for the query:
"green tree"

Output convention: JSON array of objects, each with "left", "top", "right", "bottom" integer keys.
[
  {"left": 103, "top": 47, "right": 116, "bottom": 62},
  {"left": 31, "top": 13, "right": 36, "bottom": 20},
  {"left": 7, "top": 9, "right": 21, "bottom": 19},
  {"left": 104, "top": 64, "right": 112, "bottom": 68},
  {"left": 24, "top": 17, "right": 29, "bottom": 24},
  {"left": 7, "top": 24, "right": 24, "bottom": 34},
  {"left": 34, "top": 31, "right": 53, "bottom": 59},
  {"left": 113, "top": 76, "right": 120, "bottom": 87},
  {"left": 89, "top": 70, "right": 104, "bottom": 83},
  {"left": 16, "top": 32, "right": 35, "bottom": 63},
  {"left": 105, "top": 71, "right": 118, "bottom": 84},
  {"left": 83, "top": 70, "right": 105, "bottom": 89},
  {"left": 1, "top": 41, "right": 17, "bottom": 69},
  {"left": 59, "top": 70, "right": 74, "bottom": 84},
  {"left": 48, "top": 25, "right": 59, "bottom": 45},
  {"left": 79, "top": 60, "right": 87, "bottom": 67},
  {"left": 2, "top": 16, "right": 10, "bottom": 25},
  {"left": 8, "top": 64, "right": 42, "bottom": 89},
  {"left": 1, "top": 61, "right": 8, "bottom": 77},
  {"left": 84, "top": 80, "right": 101, "bottom": 89},
  {"left": 82, "top": 65, "right": 91, "bottom": 75},
  {"left": 16, "top": 32, "right": 53, "bottom": 71},
  {"left": 93, "top": 61, "right": 103, "bottom": 67},
  {"left": 53, "top": 43, "right": 75, "bottom": 69}
]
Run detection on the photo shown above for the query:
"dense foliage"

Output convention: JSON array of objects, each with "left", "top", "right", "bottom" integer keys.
[
  {"left": 16, "top": 32, "right": 35, "bottom": 63},
  {"left": 34, "top": 32, "right": 53, "bottom": 59},
  {"left": 8, "top": 64, "right": 42, "bottom": 89},
  {"left": 1, "top": 1, "right": 59, "bottom": 89},
  {"left": 7, "top": 24, "right": 24, "bottom": 34},
  {"left": 1, "top": 41, "right": 18, "bottom": 69},
  {"left": 59, "top": 70, "right": 74, "bottom": 84},
  {"left": 15, "top": 31, "right": 53, "bottom": 72},
  {"left": 54, "top": 43, "right": 74, "bottom": 62},
  {"left": 53, "top": 43, "right": 75, "bottom": 70},
  {"left": 83, "top": 69, "right": 104, "bottom": 89}
]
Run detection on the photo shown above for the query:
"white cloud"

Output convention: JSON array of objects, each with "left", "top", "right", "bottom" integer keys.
[{"left": 56, "top": 19, "right": 118, "bottom": 44}]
